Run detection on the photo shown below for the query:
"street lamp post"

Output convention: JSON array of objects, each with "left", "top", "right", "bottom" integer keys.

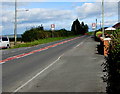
[
  {"left": 14, "top": 0, "right": 29, "bottom": 45},
  {"left": 14, "top": 0, "right": 17, "bottom": 45},
  {"left": 102, "top": 0, "right": 104, "bottom": 38}
]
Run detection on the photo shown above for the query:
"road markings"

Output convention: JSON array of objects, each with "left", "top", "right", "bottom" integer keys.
[
  {"left": 12, "top": 53, "right": 64, "bottom": 93},
  {"left": 0, "top": 36, "right": 84, "bottom": 64},
  {"left": 74, "top": 36, "right": 90, "bottom": 49},
  {"left": 74, "top": 42, "right": 84, "bottom": 48}
]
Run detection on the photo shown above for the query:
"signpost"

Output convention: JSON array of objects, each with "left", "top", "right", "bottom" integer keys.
[
  {"left": 92, "top": 23, "right": 96, "bottom": 30},
  {"left": 51, "top": 24, "right": 55, "bottom": 37}
]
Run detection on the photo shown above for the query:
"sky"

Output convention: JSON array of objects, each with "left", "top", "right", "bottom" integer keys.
[{"left": 0, "top": 0, "right": 119, "bottom": 35}]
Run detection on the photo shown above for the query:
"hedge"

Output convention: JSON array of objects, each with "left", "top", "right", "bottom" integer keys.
[
  {"left": 103, "top": 29, "right": 120, "bottom": 93},
  {"left": 22, "top": 28, "right": 73, "bottom": 42}
]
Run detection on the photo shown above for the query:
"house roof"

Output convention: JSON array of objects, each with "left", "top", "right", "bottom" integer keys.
[{"left": 113, "top": 22, "right": 120, "bottom": 29}]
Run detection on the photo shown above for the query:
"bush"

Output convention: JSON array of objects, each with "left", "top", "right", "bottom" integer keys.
[
  {"left": 103, "top": 29, "right": 120, "bottom": 93},
  {"left": 53, "top": 29, "right": 69, "bottom": 37},
  {"left": 22, "top": 29, "right": 51, "bottom": 42},
  {"left": 96, "top": 31, "right": 103, "bottom": 38},
  {"left": 22, "top": 27, "right": 73, "bottom": 42},
  {"left": 94, "top": 30, "right": 102, "bottom": 41}
]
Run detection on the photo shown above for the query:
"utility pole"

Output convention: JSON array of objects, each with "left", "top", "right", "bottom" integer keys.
[
  {"left": 100, "top": 21, "right": 102, "bottom": 29},
  {"left": 102, "top": 0, "right": 104, "bottom": 38},
  {"left": 14, "top": 0, "right": 28, "bottom": 45},
  {"left": 96, "top": 19, "right": 97, "bottom": 31},
  {"left": 14, "top": 0, "right": 17, "bottom": 45},
  {"left": 118, "top": 1, "right": 120, "bottom": 23}
]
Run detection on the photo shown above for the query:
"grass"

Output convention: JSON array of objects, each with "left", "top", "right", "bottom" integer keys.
[
  {"left": 86, "top": 31, "right": 94, "bottom": 35},
  {"left": 11, "top": 35, "right": 79, "bottom": 49}
]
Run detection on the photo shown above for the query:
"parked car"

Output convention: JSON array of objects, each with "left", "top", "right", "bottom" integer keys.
[{"left": 0, "top": 36, "right": 10, "bottom": 49}]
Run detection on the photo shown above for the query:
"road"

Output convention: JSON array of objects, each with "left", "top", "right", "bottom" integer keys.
[{"left": 1, "top": 35, "right": 106, "bottom": 93}]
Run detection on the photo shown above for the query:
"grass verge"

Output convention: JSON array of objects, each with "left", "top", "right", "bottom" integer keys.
[
  {"left": 11, "top": 35, "right": 80, "bottom": 49},
  {"left": 86, "top": 31, "right": 94, "bottom": 35}
]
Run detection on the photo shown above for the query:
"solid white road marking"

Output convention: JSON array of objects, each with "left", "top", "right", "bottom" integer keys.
[
  {"left": 10, "top": 36, "right": 89, "bottom": 93},
  {"left": 12, "top": 53, "right": 64, "bottom": 93},
  {"left": 12, "top": 37, "right": 86, "bottom": 93},
  {"left": 74, "top": 42, "right": 84, "bottom": 48},
  {"left": 74, "top": 36, "right": 90, "bottom": 49}
]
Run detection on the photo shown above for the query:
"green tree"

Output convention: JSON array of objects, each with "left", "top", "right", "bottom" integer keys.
[
  {"left": 81, "top": 22, "right": 85, "bottom": 34},
  {"left": 71, "top": 19, "right": 81, "bottom": 35},
  {"left": 37, "top": 24, "right": 44, "bottom": 30},
  {"left": 84, "top": 24, "right": 89, "bottom": 33},
  {"left": 71, "top": 19, "right": 89, "bottom": 35}
]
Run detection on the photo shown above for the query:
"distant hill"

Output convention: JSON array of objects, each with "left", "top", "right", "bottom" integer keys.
[{"left": 4, "top": 34, "right": 22, "bottom": 38}]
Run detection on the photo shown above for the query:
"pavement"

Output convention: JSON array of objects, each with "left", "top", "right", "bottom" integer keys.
[{"left": 2, "top": 35, "right": 106, "bottom": 93}]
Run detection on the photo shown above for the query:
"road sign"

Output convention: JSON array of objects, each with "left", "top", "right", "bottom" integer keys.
[
  {"left": 51, "top": 24, "right": 55, "bottom": 38},
  {"left": 51, "top": 24, "right": 55, "bottom": 28},
  {"left": 51, "top": 24, "right": 55, "bottom": 31},
  {"left": 92, "top": 23, "right": 96, "bottom": 30},
  {"left": 92, "top": 23, "right": 96, "bottom": 27}
]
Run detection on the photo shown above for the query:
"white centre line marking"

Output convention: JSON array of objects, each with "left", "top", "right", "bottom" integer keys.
[
  {"left": 12, "top": 53, "right": 64, "bottom": 93},
  {"left": 74, "top": 36, "right": 90, "bottom": 49},
  {"left": 74, "top": 42, "right": 84, "bottom": 48}
]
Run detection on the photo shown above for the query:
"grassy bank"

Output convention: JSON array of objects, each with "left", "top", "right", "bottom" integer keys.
[{"left": 11, "top": 35, "right": 79, "bottom": 49}]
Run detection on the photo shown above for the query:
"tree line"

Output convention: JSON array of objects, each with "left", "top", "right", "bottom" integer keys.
[
  {"left": 71, "top": 19, "right": 89, "bottom": 35},
  {"left": 22, "top": 19, "right": 89, "bottom": 42}
]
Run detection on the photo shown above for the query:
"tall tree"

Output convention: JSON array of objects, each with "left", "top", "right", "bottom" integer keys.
[
  {"left": 71, "top": 19, "right": 89, "bottom": 35},
  {"left": 71, "top": 19, "right": 81, "bottom": 35},
  {"left": 81, "top": 22, "right": 85, "bottom": 34},
  {"left": 84, "top": 24, "right": 89, "bottom": 33}
]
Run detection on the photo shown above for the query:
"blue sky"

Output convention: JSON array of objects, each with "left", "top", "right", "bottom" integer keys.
[
  {"left": 1, "top": 0, "right": 119, "bottom": 35},
  {"left": 27, "top": 2, "right": 83, "bottom": 9}
]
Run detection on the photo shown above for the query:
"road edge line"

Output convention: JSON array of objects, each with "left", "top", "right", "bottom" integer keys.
[{"left": 12, "top": 53, "right": 64, "bottom": 93}]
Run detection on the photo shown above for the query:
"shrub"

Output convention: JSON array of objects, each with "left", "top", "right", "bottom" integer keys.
[
  {"left": 22, "top": 27, "right": 73, "bottom": 42},
  {"left": 22, "top": 29, "right": 50, "bottom": 42},
  {"left": 94, "top": 30, "right": 102, "bottom": 41},
  {"left": 96, "top": 31, "right": 103, "bottom": 38},
  {"left": 103, "top": 29, "right": 120, "bottom": 93}
]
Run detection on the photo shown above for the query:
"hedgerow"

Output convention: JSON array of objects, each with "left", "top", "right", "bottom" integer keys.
[
  {"left": 22, "top": 28, "right": 73, "bottom": 42},
  {"left": 103, "top": 29, "right": 120, "bottom": 93}
]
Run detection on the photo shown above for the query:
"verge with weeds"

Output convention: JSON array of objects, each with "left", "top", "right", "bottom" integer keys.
[{"left": 11, "top": 36, "right": 79, "bottom": 49}]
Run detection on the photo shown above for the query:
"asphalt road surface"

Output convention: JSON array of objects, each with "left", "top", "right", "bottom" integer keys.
[{"left": 1, "top": 35, "right": 106, "bottom": 93}]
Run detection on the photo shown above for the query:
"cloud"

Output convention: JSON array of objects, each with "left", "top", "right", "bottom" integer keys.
[
  {"left": 0, "top": 25, "right": 2, "bottom": 30},
  {"left": 2, "top": 10, "right": 14, "bottom": 23},
  {"left": 2, "top": 7, "right": 73, "bottom": 25},
  {"left": 0, "top": 0, "right": 119, "bottom": 2},
  {"left": 17, "top": 8, "right": 74, "bottom": 24},
  {"left": 95, "top": 0, "right": 119, "bottom": 2},
  {"left": 76, "top": 2, "right": 118, "bottom": 19},
  {"left": 1, "top": 0, "right": 120, "bottom": 2},
  {"left": 1, "top": 1, "right": 118, "bottom": 35},
  {"left": 1, "top": 7, "right": 75, "bottom": 34},
  {"left": 18, "top": 8, "right": 75, "bottom": 31},
  {"left": 76, "top": 3, "right": 101, "bottom": 19},
  {"left": 0, "top": 25, "right": 3, "bottom": 34},
  {"left": 104, "top": 18, "right": 118, "bottom": 26},
  {"left": 2, "top": 2, "right": 29, "bottom": 9}
]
